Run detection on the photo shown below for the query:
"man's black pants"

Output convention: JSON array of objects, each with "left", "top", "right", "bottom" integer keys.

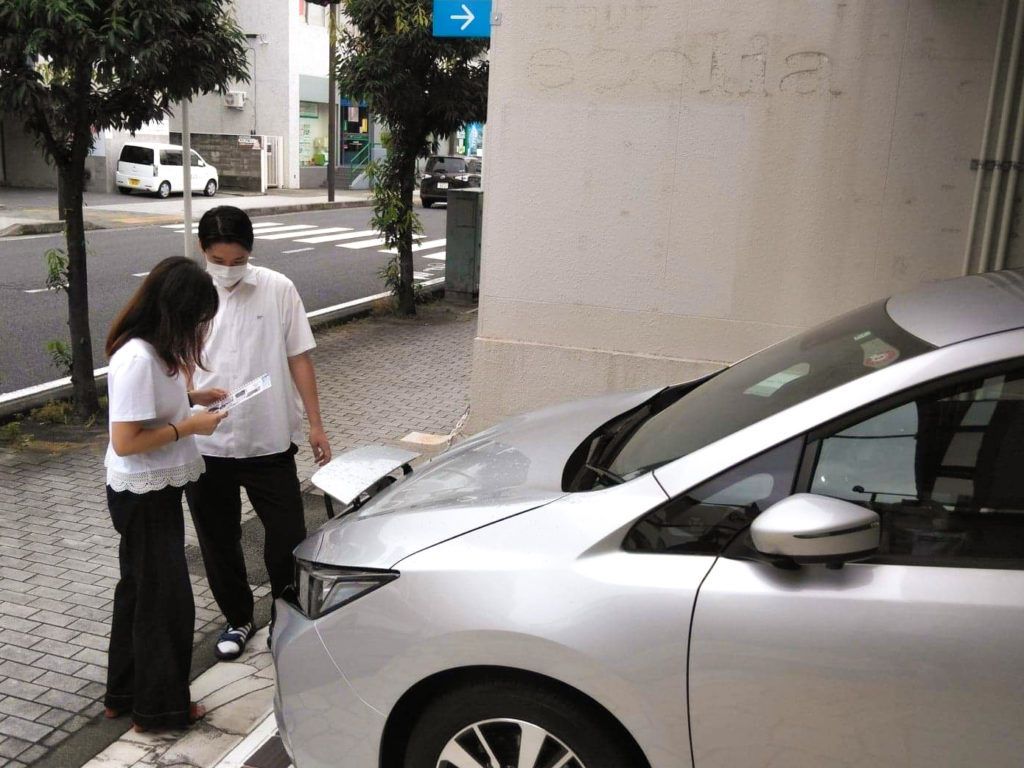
[
  {"left": 185, "top": 445, "right": 306, "bottom": 629},
  {"left": 105, "top": 484, "right": 194, "bottom": 730}
]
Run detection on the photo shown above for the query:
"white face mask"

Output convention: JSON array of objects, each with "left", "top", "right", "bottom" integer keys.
[{"left": 206, "top": 261, "right": 249, "bottom": 288}]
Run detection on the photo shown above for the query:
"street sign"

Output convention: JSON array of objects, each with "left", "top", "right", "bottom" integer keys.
[{"left": 432, "top": 0, "right": 492, "bottom": 37}]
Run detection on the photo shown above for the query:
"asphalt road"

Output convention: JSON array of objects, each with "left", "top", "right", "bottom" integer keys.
[{"left": 0, "top": 206, "right": 448, "bottom": 395}]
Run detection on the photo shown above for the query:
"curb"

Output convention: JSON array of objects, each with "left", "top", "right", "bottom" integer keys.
[{"left": 0, "top": 198, "right": 372, "bottom": 238}]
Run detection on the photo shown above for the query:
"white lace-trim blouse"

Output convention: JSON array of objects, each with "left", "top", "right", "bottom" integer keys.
[{"left": 104, "top": 338, "right": 206, "bottom": 493}]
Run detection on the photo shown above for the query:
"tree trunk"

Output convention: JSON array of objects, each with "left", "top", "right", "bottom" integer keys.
[
  {"left": 59, "top": 154, "right": 100, "bottom": 421},
  {"left": 396, "top": 147, "right": 417, "bottom": 316}
]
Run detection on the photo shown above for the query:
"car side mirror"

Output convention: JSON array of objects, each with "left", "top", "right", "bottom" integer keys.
[{"left": 750, "top": 493, "right": 879, "bottom": 567}]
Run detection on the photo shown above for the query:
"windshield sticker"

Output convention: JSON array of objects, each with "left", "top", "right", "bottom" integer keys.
[
  {"left": 860, "top": 338, "right": 900, "bottom": 369},
  {"left": 744, "top": 363, "right": 811, "bottom": 397}
]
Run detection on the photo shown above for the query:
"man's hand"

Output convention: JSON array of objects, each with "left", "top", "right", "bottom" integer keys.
[{"left": 310, "top": 425, "right": 331, "bottom": 466}]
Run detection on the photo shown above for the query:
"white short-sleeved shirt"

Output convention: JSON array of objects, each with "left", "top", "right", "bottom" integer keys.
[
  {"left": 105, "top": 338, "right": 205, "bottom": 493},
  {"left": 192, "top": 265, "right": 316, "bottom": 458}
]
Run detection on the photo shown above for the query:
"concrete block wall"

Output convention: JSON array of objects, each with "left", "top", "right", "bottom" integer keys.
[{"left": 170, "top": 132, "right": 263, "bottom": 192}]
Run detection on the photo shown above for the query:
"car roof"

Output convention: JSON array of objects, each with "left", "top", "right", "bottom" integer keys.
[
  {"left": 120, "top": 142, "right": 194, "bottom": 151},
  {"left": 886, "top": 268, "right": 1024, "bottom": 347}
]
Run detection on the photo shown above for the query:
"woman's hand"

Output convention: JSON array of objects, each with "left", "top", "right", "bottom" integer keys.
[
  {"left": 185, "top": 409, "right": 228, "bottom": 436},
  {"left": 189, "top": 387, "right": 229, "bottom": 407}
]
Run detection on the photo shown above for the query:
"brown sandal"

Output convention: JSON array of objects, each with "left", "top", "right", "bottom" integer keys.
[{"left": 132, "top": 702, "right": 206, "bottom": 732}]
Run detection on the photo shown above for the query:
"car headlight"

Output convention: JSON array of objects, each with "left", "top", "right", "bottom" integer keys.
[
  {"left": 294, "top": 559, "right": 398, "bottom": 619},
  {"left": 453, "top": 173, "right": 470, "bottom": 181}
]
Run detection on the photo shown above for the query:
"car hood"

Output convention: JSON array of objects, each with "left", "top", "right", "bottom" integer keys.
[{"left": 299, "top": 387, "right": 663, "bottom": 568}]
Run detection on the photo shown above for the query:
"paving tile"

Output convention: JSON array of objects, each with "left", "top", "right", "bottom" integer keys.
[
  {"left": 42, "top": 727, "right": 70, "bottom": 747},
  {"left": 0, "top": 697, "right": 48, "bottom": 722},
  {"left": 36, "top": 708, "right": 72, "bottom": 728},
  {"left": 34, "top": 670, "right": 88, "bottom": 694},
  {"left": 28, "top": 638, "right": 80, "bottom": 659},
  {"left": 15, "top": 744, "right": 46, "bottom": 764},
  {"left": 35, "top": 689, "right": 91, "bottom": 713},
  {"left": 0, "top": 715, "right": 52, "bottom": 742},
  {"left": 0, "top": 662, "right": 42, "bottom": 684},
  {"left": 71, "top": 647, "right": 106, "bottom": 666},
  {"left": 35, "top": 654, "right": 86, "bottom": 676},
  {"left": 0, "top": 647, "right": 42, "bottom": 667},
  {"left": 0, "top": 736, "right": 31, "bottom": 759},
  {"left": 0, "top": 680, "right": 46, "bottom": 702}
]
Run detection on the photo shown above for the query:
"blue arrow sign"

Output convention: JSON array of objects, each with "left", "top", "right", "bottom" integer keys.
[{"left": 433, "top": 0, "right": 492, "bottom": 37}]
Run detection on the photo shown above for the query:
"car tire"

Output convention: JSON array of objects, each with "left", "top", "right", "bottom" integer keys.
[
  {"left": 422, "top": 198, "right": 433, "bottom": 209},
  {"left": 204, "top": 179, "right": 218, "bottom": 197},
  {"left": 157, "top": 181, "right": 171, "bottom": 199},
  {"left": 403, "top": 679, "right": 638, "bottom": 768},
  {"left": 117, "top": 187, "right": 132, "bottom": 195}
]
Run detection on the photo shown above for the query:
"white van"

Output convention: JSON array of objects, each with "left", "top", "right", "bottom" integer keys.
[{"left": 116, "top": 142, "right": 219, "bottom": 198}]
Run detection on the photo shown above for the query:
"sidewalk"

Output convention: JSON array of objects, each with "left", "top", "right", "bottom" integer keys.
[
  {"left": 0, "top": 187, "right": 373, "bottom": 237},
  {"left": 0, "top": 302, "right": 477, "bottom": 768}
]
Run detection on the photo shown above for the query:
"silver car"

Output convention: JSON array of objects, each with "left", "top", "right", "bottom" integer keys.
[{"left": 272, "top": 269, "right": 1024, "bottom": 768}]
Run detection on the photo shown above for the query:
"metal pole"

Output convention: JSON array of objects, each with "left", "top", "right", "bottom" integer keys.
[
  {"left": 182, "top": 99, "right": 194, "bottom": 260},
  {"left": 327, "top": 2, "right": 337, "bottom": 202},
  {"left": 963, "top": 0, "right": 1012, "bottom": 275}
]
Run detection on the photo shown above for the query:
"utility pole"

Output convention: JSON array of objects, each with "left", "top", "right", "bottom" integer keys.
[{"left": 327, "top": 2, "right": 337, "bottom": 201}]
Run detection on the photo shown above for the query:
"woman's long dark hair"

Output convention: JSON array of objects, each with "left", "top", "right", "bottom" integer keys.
[{"left": 105, "top": 257, "right": 219, "bottom": 374}]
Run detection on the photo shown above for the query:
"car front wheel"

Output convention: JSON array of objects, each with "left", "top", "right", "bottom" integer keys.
[
  {"left": 157, "top": 181, "right": 171, "bottom": 199},
  {"left": 403, "top": 679, "right": 639, "bottom": 768},
  {"left": 204, "top": 179, "right": 217, "bottom": 197},
  {"left": 422, "top": 198, "right": 434, "bottom": 209}
]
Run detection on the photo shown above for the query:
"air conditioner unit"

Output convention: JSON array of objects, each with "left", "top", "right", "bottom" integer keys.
[{"left": 225, "top": 91, "right": 247, "bottom": 109}]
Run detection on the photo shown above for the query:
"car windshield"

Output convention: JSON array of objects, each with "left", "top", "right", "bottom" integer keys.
[
  {"left": 426, "top": 157, "right": 466, "bottom": 174},
  {"left": 606, "top": 300, "right": 935, "bottom": 479}
]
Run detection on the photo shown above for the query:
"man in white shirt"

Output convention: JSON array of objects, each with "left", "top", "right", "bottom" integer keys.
[{"left": 186, "top": 206, "right": 332, "bottom": 660}]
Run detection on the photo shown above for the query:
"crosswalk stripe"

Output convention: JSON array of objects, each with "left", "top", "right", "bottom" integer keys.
[
  {"left": 162, "top": 222, "right": 284, "bottom": 231},
  {"left": 423, "top": 251, "right": 446, "bottom": 261},
  {"left": 379, "top": 238, "right": 447, "bottom": 254},
  {"left": 246, "top": 224, "right": 318, "bottom": 235},
  {"left": 297, "top": 229, "right": 378, "bottom": 244},
  {"left": 339, "top": 235, "right": 425, "bottom": 250},
  {"left": 251, "top": 222, "right": 285, "bottom": 228},
  {"left": 258, "top": 227, "right": 352, "bottom": 241}
]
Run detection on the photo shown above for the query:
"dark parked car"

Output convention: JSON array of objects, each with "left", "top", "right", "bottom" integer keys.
[{"left": 419, "top": 155, "right": 482, "bottom": 208}]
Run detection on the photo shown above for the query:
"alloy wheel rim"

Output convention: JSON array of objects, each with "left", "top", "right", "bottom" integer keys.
[{"left": 435, "top": 717, "right": 584, "bottom": 768}]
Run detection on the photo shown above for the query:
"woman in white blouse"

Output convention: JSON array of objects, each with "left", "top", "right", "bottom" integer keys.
[{"left": 102, "top": 257, "right": 228, "bottom": 732}]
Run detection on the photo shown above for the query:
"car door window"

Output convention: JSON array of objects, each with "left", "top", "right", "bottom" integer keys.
[
  {"left": 811, "top": 365, "right": 1024, "bottom": 568},
  {"left": 160, "top": 150, "right": 182, "bottom": 166},
  {"left": 190, "top": 151, "right": 201, "bottom": 167},
  {"left": 624, "top": 439, "right": 802, "bottom": 554}
]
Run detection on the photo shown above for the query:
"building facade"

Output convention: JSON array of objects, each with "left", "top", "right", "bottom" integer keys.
[{"left": 469, "top": 0, "right": 1023, "bottom": 430}]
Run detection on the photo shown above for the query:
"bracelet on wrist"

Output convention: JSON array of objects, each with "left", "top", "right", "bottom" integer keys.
[{"left": 169, "top": 422, "right": 180, "bottom": 442}]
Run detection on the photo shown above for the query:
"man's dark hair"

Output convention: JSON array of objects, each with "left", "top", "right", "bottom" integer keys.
[{"left": 198, "top": 205, "right": 255, "bottom": 251}]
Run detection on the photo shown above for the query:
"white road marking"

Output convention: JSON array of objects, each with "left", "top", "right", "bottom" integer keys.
[
  {"left": 339, "top": 235, "right": 425, "bottom": 250},
  {"left": 379, "top": 238, "right": 447, "bottom": 254},
  {"left": 423, "top": 251, "right": 446, "bottom": 261},
  {"left": 282, "top": 247, "right": 314, "bottom": 254},
  {"left": 297, "top": 229, "right": 378, "bottom": 244},
  {"left": 244, "top": 224, "right": 318, "bottom": 235},
  {"left": 23, "top": 287, "right": 56, "bottom": 294},
  {"left": 132, "top": 272, "right": 150, "bottom": 278},
  {"left": 257, "top": 227, "right": 351, "bottom": 240}
]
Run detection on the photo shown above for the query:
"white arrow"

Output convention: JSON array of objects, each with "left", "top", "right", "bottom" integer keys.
[{"left": 451, "top": 3, "right": 475, "bottom": 31}]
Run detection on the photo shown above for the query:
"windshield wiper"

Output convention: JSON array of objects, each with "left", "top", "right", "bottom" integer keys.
[{"left": 585, "top": 463, "right": 625, "bottom": 485}]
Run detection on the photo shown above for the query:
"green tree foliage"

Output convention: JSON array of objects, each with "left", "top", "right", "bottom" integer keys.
[
  {"left": 337, "top": 0, "right": 488, "bottom": 315},
  {"left": 0, "top": 0, "right": 249, "bottom": 420}
]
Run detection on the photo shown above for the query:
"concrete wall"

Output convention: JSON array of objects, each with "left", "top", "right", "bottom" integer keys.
[
  {"left": 468, "top": 0, "right": 1002, "bottom": 430},
  {"left": 169, "top": 0, "right": 300, "bottom": 186}
]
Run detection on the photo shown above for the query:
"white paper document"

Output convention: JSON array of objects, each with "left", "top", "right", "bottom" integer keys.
[{"left": 208, "top": 373, "right": 271, "bottom": 413}]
